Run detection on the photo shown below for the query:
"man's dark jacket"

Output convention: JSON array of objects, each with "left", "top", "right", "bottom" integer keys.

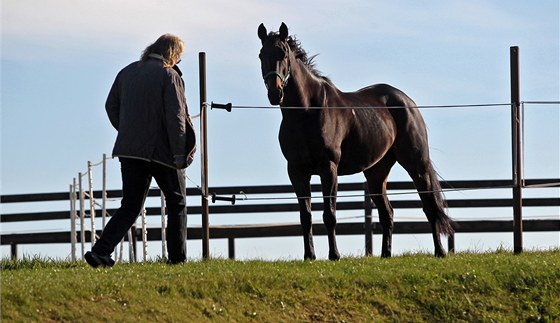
[{"left": 105, "top": 58, "right": 196, "bottom": 168}]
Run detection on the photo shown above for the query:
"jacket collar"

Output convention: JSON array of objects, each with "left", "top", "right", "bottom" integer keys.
[
  {"left": 147, "top": 53, "right": 182, "bottom": 76},
  {"left": 148, "top": 53, "right": 164, "bottom": 61}
]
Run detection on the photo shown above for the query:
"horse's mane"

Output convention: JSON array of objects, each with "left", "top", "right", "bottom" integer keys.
[{"left": 269, "top": 32, "right": 333, "bottom": 84}]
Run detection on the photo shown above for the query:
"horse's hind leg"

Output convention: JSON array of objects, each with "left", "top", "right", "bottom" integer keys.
[
  {"left": 410, "top": 165, "right": 447, "bottom": 257},
  {"left": 364, "top": 153, "right": 397, "bottom": 257},
  {"left": 396, "top": 153, "right": 452, "bottom": 257},
  {"left": 288, "top": 164, "right": 316, "bottom": 260}
]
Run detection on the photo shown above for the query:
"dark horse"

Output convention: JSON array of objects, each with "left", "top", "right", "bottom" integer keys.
[{"left": 258, "top": 23, "right": 454, "bottom": 260}]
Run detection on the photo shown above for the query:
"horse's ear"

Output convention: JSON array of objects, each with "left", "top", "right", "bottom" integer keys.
[
  {"left": 258, "top": 23, "right": 268, "bottom": 43},
  {"left": 279, "top": 22, "right": 288, "bottom": 40}
]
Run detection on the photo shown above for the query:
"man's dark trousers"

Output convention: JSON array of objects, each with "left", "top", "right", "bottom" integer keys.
[{"left": 92, "top": 157, "right": 187, "bottom": 263}]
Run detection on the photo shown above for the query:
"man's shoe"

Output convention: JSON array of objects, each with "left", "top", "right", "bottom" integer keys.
[{"left": 85, "top": 251, "right": 115, "bottom": 268}]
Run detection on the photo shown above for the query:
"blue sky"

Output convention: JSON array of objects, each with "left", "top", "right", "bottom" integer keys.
[{"left": 1, "top": 1, "right": 559, "bottom": 259}]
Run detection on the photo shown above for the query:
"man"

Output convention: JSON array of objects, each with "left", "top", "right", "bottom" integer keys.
[{"left": 85, "top": 34, "right": 196, "bottom": 267}]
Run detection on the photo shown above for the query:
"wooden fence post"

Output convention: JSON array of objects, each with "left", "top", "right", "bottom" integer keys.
[
  {"left": 447, "top": 234, "right": 455, "bottom": 253},
  {"left": 510, "top": 46, "right": 523, "bottom": 254},
  {"left": 10, "top": 242, "right": 17, "bottom": 260},
  {"left": 228, "top": 237, "right": 235, "bottom": 260},
  {"left": 199, "top": 52, "right": 210, "bottom": 259},
  {"left": 363, "top": 182, "right": 373, "bottom": 256}
]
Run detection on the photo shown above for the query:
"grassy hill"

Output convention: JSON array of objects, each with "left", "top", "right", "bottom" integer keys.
[{"left": 2, "top": 251, "right": 559, "bottom": 322}]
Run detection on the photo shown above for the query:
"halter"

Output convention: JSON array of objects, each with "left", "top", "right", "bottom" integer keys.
[
  {"left": 262, "top": 48, "right": 291, "bottom": 90},
  {"left": 263, "top": 69, "right": 290, "bottom": 89}
]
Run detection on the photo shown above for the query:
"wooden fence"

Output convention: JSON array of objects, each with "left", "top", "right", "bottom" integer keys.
[{"left": 1, "top": 178, "right": 559, "bottom": 260}]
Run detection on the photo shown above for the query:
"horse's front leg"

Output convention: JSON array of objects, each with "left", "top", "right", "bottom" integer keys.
[
  {"left": 321, "top": 161, "right": 341, "bottom": 261},
  {"left": 288, "top": 165, "right": 315, "bottom": 260}
]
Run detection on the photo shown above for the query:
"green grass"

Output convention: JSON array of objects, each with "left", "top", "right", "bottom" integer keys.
[{"left": 2, "top": 251, "right": 559, "bottom": 322}]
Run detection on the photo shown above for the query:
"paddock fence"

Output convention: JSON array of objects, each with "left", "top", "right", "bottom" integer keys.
[{"left": 1, "top": 178, "right": 559, "bottom": 261}]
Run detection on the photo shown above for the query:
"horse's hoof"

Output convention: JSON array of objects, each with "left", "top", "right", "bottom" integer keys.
[
  {"left": 435, "top": 250, "right": 447, "bottom": 258},
  {"left": 304, "top": 254, "right": 316, "bottom": 261},
  {"left": 328, "top": 252, "right": 341, "bottom": 261}
]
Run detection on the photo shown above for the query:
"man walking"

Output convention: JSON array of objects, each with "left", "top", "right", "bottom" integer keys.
[{"left": 85, "top": 34, "right": 196, "bottom": 267}]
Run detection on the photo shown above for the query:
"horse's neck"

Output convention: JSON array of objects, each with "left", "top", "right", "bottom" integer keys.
[{"left": 283, "top": 59, "right": 328, "bottom": 108}]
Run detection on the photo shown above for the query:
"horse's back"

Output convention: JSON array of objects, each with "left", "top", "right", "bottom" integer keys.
[
  {"left": 354, "top": 83, "right": 430, "bottom": 155},
  {"left": 356, "top": 83, "right": 417, "bottom": 108},
  {"left": 367, "top": 85, "right": 433, "bottom": 167}
]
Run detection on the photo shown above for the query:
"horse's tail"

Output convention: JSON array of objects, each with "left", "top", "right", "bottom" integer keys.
[{"left": 427, "top": 161, "right": 455, "bottom": 236}]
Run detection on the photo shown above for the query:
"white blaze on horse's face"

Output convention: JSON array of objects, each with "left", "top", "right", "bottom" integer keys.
[{"left": 258, "top": 23, "right": 291, "bottom": 105}]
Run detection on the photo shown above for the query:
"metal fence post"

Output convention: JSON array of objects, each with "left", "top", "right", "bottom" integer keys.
[
  {"left": 87, "top": 161, "right": 96, "bottom": 245},
  {"left": 70, "top": 180, "right": 77, "bottom": 261},
  {"left": 102, "top": 154, "right": 107, "bottom": 228},
  {"left": 142, "top": 208, "right": 148, "bottom": 262},
  {"left": 79, "top": 172, "right": 86, "bottom": 258},
  {"left": 160, "top": 190, "right": 167, "bottom": 259}
]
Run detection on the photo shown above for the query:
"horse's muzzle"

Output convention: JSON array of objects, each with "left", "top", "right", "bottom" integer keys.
[
  {"left": 267, "top": 87, "right": 284, "bottom": 106},
  {"left": 264, "top": 71, "right": 287, "bottom": 106}
]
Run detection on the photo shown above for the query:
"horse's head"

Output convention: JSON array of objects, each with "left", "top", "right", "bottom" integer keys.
[{"left": 258, "top": 22, "right": 291, "bottom": 106}]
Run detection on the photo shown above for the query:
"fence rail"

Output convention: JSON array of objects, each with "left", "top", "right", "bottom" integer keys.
[
  {"left": 1, "top": 178, "right": 559, "bottom": 260},
  {"left": 3, "top": 178, "right": 558, "bottom": 205}
]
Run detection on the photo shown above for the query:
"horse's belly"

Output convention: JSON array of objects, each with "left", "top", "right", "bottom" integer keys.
[
  {"left": 337, "top": 144, "right": 392, "bottom": 175},
  {"left": 279, "top": 109, "right": 396, "bottom": 176},
  {"left": 337, "top": 114, "right": 397, "bottom": 175}
]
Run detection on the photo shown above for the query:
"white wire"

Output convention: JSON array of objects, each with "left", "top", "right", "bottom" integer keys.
[{"left": 217, "top": 103, "right": 512, "bottom": 111}]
